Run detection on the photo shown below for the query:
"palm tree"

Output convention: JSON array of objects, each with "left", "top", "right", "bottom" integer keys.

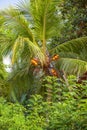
[
  {"left": 0, "top": 0, "right": 62, "bottom": 73},
  {"left": 0, "top": 0, "right": 87, "bottom": 101},
  {"left": 0, "top": 0, "right": 62, "bottom": 101}
]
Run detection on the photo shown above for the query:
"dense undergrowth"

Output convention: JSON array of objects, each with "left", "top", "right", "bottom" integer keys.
[{"left": 0, "top": 76, "right": 87, "bottom": 130}]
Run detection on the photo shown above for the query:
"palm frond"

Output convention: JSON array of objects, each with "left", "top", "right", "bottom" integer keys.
[
  {"left": 0, "top": 31, "right": 17, "bottom": 56},
  {"left": 12, "top": 36, "right": 45, "bottom": 65},
  {"left": 7, "top": 61, "right": 43, "bottom": 102},
  {"left": 51, "top": 37, "right": 87, "bottom": 57},
  {"left": 16, "top": 0, "right": 30, "bottom": 15},
  {"left": 56, "top": 58, "right": 87, "bottom": 75},
  {"left": 0, "top": 7, "right": 34, "bottom": 41},
  {"left": 30, "top": 0, "right": 62, "bottom": 40},
  {"left": 51, "top": 37, "right": 87, "bottom": 75}
]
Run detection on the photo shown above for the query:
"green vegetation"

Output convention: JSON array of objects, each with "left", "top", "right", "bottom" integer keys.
[
  {"left": 0, "top": 76, "right": 87, "bottom": 130},
  {"left": 0, "top": 0, "right": 87, "bottom": 129}
]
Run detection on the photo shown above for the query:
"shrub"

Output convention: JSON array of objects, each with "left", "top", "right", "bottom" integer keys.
[{"left": 0, "top": 76, "right": 87, "bottom": 130}]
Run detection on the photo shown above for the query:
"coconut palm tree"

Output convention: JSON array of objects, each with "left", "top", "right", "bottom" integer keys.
[
  {"left": 0, "top": 0, "right": 87, "bottom": 101},
  {"left": 0, "top": 0, "right": 63, "bottom": 101},
  {"left": 0, "top": 0, "right": 62, "bottom": 74}
]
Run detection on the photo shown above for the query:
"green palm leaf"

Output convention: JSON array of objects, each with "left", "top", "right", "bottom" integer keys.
[
  {"left": 0, "top": 8, "right": 34, "bottom": 41},
  {"left": 12, "top": 36, "right": 45, "bottom": 65},
  {"left": 56, "top": 58, "right": 87, "bottom": 75},
  {"left": 51, "top": 37, "right": 87, "bottom": 56},
  {"left": 51, "top": 37, "right": 87, "bottom": 75}
]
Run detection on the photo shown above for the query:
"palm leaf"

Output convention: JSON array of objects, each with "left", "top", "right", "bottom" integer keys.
[
  {"left": 30, "top": 0, "right": 62, "bottom": 40},
  {"left": 11, "top": 36, "right": 45, "bottom": 65},
  {"left": 0, "top": 7, "right": 34, "bottom": 41},
  {"left": 51, "top": 37, "right": 87, "bottom": 56},
  {"left": 56, "top": 58, "right": 87, "bottom": 75},
  {"left": 51, "top": 37, "right": 87, "bottom": 75}
]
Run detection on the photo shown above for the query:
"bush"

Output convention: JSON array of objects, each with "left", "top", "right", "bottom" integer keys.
[
  {"left": 0, "top": 76, "right": 87, "bottom": 130},
  {"left": 0, "top": 96, "right": 47, "bottom": 130}
]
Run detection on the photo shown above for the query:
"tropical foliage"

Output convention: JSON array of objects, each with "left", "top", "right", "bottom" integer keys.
[
  {"left": 0, "top": 0, "right": 62, "bottom": 100},
  {"left": 0, "top": 0, "right": 87, "bottom": 129},
  {"left": 0, "top": 0, "right": 87, "bottom": 101},
  {"left": 54, "top": 0, "right": 87, "bottom": 43},
  {"left": 0, "top": 76, "right": 87, "bottom": 130},
  {"left": 51, "top": 36, "right": 87, "bottom": 75}
]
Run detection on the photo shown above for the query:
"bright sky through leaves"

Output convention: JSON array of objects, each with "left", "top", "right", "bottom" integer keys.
[{"left": 0, "top": 0, "right": 19, "bottom": 9}]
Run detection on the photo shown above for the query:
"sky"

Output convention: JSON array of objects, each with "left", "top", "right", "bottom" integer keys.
[{"left": 0, "top": 0, "right": 19, "bottom": 9}]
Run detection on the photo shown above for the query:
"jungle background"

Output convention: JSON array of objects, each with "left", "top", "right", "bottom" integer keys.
[{"left": 0, "top": 0, "right": 87, "bottom": 129}]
